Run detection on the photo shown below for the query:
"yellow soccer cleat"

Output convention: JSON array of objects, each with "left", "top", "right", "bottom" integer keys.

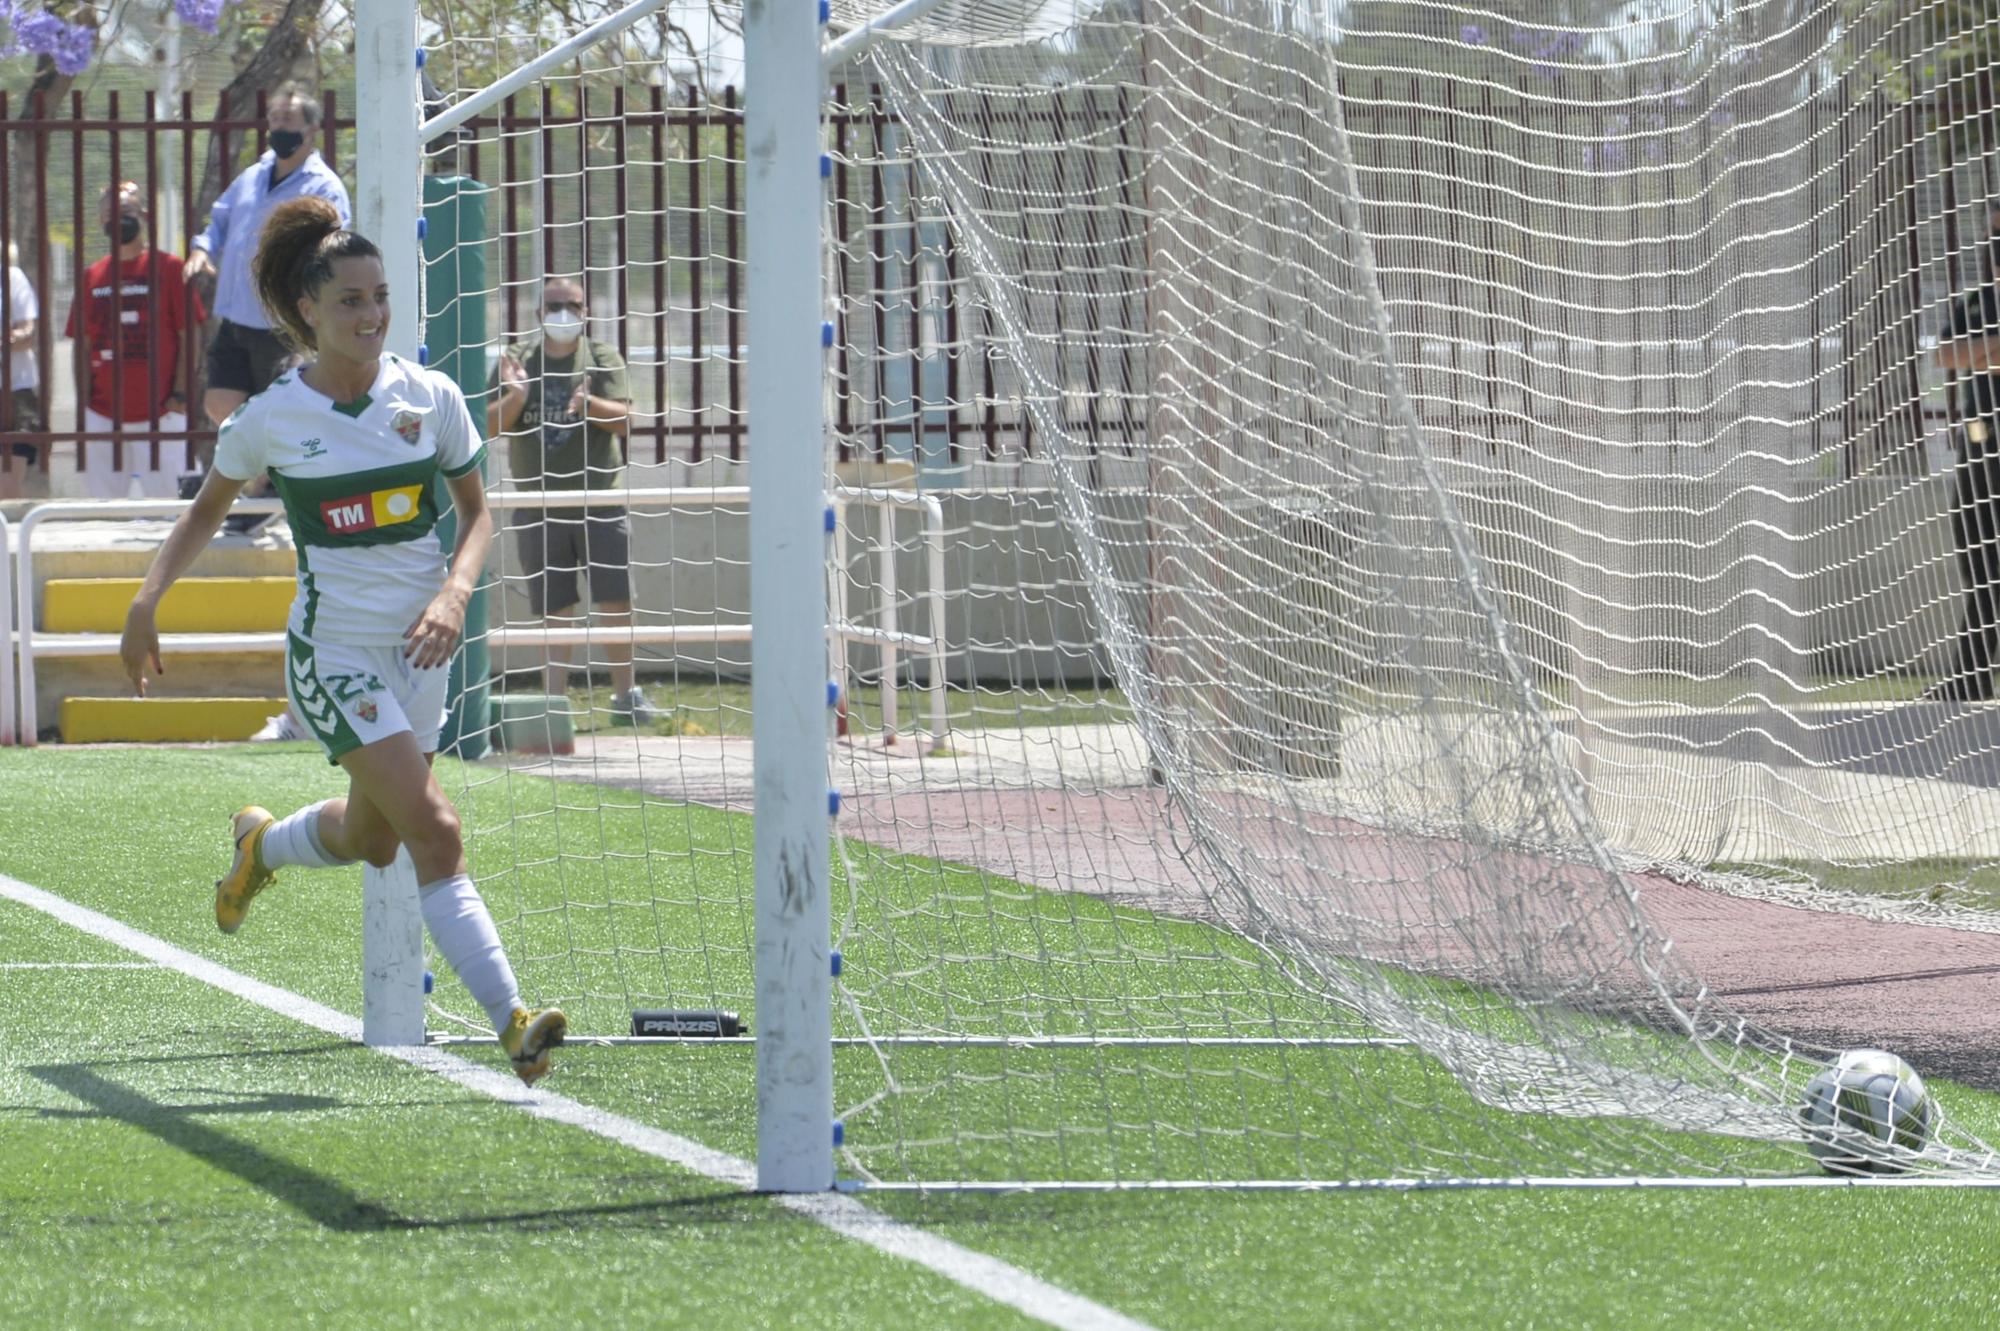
[
  {"left": 500, "top": 1006, "right": 568, "bottom": 1086},
  {"left": 215, "top": 805, "right": 277, "bottom": 935}
]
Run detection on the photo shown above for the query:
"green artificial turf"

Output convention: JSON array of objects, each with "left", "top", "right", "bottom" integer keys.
[{"left": 4, "top": 745, "right": 2000, "bottom": 1329}]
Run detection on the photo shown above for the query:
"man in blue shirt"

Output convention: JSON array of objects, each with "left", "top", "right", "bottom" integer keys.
[{"left": 186, "top": 86, "right": 350, "bottom": 436}]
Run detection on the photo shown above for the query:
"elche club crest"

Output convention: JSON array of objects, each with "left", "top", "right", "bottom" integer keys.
[
  {"left": 351, "top": 696, "right": 379, "bottom": 724},
  {"left": 391, "top": 409, "right": 424, "bottom": 446}
]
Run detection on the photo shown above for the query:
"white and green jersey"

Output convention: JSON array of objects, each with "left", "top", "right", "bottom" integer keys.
[{"left": 213, "top": 353, "right": 485, "bottom": 645}]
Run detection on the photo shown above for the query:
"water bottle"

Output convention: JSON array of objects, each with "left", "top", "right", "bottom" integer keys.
[{"left": 126, "top": 472, "right": 145, "bottom": 501}]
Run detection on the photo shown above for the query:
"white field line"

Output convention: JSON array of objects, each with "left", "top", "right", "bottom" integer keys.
[{"left": 0, "top": 871, "right": 1152, "bottom": 1331}]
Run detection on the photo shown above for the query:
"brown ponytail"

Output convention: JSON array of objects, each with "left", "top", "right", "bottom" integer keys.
[{"left": 253, "top": 197, "right": 381, "bottom": 355}]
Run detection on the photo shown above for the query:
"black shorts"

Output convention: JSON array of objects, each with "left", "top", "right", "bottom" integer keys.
[
  {"left": 514, "top": 507, "right": 633, "bottom": 615},
  {"left": 205, "top": 319, "right": 296, "bottom": 397}
]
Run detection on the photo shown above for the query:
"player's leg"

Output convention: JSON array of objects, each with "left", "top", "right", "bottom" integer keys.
[
  {"left": 336, "top": 733, "right": 465, "bottom": 883},
  {"left": 312, "top": 787, "right": 387, "bottom": 865},
  {"left": 213, "top": 787, "right": 374, "bottom": 934},
  {"left": 213, "top": 804, "right": 280, "bottom": 935},
  {"left": 339, "top": 734, "right": 565, "bottom": 1080},
  {"left": 214, "top": 633, "right": 370, "bottom": 932},
  {"left": 325, "top": 750, "right": 571, "bottom": 1083},
  {"left": 261, "top": 796, "right": 367, "bottom": 867}
]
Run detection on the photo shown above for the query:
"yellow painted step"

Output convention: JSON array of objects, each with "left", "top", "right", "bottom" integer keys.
[
  {"left": 60, "top": 697, "right": 291, "bottom": 744},
  {"left": 42, "top": 577, "right": 293, "bottom": 633}
]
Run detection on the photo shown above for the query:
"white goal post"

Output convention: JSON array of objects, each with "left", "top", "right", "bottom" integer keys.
[
  {"left": 355, "top": 0, "right": 844, "bottom": 1188},
  {"left": 381, "top": 0, "right": 2000, "bottom": 1194}
]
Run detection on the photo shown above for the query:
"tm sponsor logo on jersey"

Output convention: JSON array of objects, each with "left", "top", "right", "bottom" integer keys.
[
  {"left": 321, "top": 484, "right": 423, "bottom": 534},
  {"left": 300, "top": 437, "right": 327, "bottom": 459}
]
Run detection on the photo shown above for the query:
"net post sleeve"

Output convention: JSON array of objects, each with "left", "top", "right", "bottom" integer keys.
[
  {"left": 748, "top": 0, "right": 836, "bottom": 1193},
  {"left": 362, "top": 850, "right": 427, "bottom": 1046}
]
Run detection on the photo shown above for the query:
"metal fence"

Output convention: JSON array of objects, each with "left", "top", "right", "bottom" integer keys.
[
  {"left": 2, "top": 76, "right": 1991, "bottom": 483},
  {"left": 0, "top": 88, "right": 352, "bottom": 481}
]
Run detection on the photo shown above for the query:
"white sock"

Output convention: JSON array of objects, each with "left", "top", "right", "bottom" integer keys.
[
  {"left": 258, "top": 801, "right": 355, "bottom": 870},
  {"left": 418, "top": 874, "right": 521, "bottom": 1034}
]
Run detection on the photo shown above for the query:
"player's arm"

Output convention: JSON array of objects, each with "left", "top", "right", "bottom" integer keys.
[
  {"left": 405, "top": 466, "right": 493, "bottom": 668},
  {"left": 120, "top": 469, "right": 250, "bottom": 694}
]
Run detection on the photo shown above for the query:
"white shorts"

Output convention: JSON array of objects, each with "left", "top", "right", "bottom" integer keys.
[
  {"left": 80, "top": 408, "right": 191, "bottom": 499},
  {"left": 284, "top": 632, "right": 451, "bottom": 764}
]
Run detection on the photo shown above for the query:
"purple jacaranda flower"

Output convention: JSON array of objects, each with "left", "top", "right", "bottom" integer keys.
[
  {"left": 174, "top": 0, "right": 228, "bottom": 35},
  {"left": 14, "top": 8, "right": 95, "bottom": 75}
]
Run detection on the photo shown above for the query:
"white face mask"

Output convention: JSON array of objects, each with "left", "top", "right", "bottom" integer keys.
[{"left": 542, "top": 309, "right": 584, "bottom": 343}]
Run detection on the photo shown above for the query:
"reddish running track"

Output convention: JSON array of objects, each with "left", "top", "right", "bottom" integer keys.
[{"left": 838, "top": 783, "right": 2000, "bottom": 1088}]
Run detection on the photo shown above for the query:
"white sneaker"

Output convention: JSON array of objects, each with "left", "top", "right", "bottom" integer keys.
[{"left": 249, "top": 709, "right": 306, "bottom": 742}]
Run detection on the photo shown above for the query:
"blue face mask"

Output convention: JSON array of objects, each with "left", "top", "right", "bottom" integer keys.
[{"left": 269, "top": 129, "right": 306, "bottom": 159}]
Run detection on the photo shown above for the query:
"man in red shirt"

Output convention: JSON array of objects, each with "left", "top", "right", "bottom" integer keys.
[{"left": 65, "top": 181, "right": 207, "bottom": 498}]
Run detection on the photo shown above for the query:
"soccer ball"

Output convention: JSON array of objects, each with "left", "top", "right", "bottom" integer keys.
[{"left": 1798, "top": 1049, "right": 1936, "bottom": 1176}]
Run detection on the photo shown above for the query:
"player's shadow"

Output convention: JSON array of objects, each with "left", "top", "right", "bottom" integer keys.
[
  {"left": 29, "top": 1061, "right": 410, "bottom": 1231},
  {"left": 24, "top": 1061, "right": 759, "bottom": 1231}
]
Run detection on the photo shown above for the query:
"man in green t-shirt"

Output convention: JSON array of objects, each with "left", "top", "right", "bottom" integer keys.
[{"left": 488, "top": 277, "right": 657, "bottom": 724}]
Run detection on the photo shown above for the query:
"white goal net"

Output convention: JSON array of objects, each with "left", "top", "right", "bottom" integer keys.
[{"left": 416, "top": 0, "right": 2000, "bottom": 1186}]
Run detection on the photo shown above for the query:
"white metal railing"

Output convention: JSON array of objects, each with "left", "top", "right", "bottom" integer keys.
[
  {"left": 11, "top": 496, "right": 285, "bottom": 746},
  {"left": 7, "top": 487, "right": 949, "bottom": 748},
  {"left": 2, "top": 512, "right": 15, "bottom": 746},
  {"left": 7, "top": 485, "right": 948, "bottom": 739},
  {"left": 832, "top": 485, "right": 949, "bottom": 750}
]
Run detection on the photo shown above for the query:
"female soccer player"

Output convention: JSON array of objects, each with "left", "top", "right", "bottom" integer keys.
[{"left": 119, "top": 198, "right": 565, "bottom": 1084}]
